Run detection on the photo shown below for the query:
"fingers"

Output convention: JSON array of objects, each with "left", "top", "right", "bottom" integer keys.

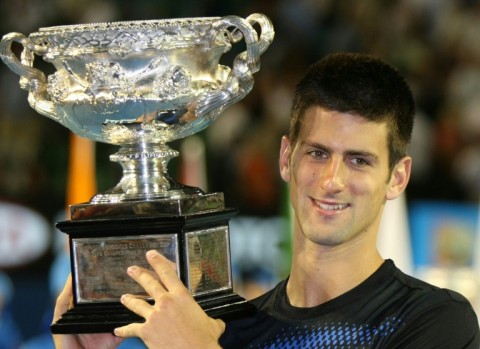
[
  {"left": 120, "top": 293, "right": 152, "bottom": 319},
  {"left": 117, "top": 251, "right": 224, "bottom": 348},
  {"left": 145, "top": 250, "right": 184, "bottom": 292},
  {"left": 126, "top": 264, "right": 168, "bottom": 299},
  {"left": 53, "top": 274, "right": 73, "bottom": 323},
  {"left": 113, "top": 322, "right": 142, "bottom": 338},
  {"left": 126, "top": 250, "right": 182, "bottom": 296},
  {"left": 123, "top": 250, "right": 189, "bottom": 318}
]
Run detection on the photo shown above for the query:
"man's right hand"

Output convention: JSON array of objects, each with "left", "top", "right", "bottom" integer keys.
[{"left": 52, "top": 274, "right": 124, "bottom": 349}]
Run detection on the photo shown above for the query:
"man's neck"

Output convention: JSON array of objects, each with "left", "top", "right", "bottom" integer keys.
[{"left": 286, "top": 236, "right": 383, "bottom": 308}]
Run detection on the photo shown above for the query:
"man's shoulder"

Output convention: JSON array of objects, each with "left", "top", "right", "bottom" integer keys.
[
  {"left": 383, "top": 265, "right": 480, "bottom": 347},
  {"left": 386, "top": 263, "right": 473, "bottom": 312},
  {"left": 386, "top": 286, "right": 479, "bottom": 348},
  {"left": 391, "top": 264, "right": 474, "bottom": 308}
]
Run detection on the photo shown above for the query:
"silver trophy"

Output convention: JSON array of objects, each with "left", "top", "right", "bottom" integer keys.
[{"left": 0, "top": 14, "right": 274, "bottom": 333}]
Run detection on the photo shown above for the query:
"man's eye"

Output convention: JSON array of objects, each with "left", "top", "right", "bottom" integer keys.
[
  {"left": 309, "top": 150, "right": 327, "bottom": 159},
  {"left": 350, "top": 158, "right": 369, "bottom": 166}
]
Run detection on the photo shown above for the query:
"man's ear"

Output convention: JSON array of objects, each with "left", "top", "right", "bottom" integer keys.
[
  {"left": 279, "top": 136, "right": 292, "bottom": 182},
  {"left": 386, "top": 156, "right": 412, "bottom": 200}
]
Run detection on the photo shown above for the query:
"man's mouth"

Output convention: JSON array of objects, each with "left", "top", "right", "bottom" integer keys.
[{"left": 313, "top": 200, "right": 349, "bottom": 211}]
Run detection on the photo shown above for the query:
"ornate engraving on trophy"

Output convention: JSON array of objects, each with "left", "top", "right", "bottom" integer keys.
[
  {"left": 0, "top": 15, "right": 274, "bottom": 203},
  {"left": 72, "top": 234, "right": 179, "bottom": 303}
]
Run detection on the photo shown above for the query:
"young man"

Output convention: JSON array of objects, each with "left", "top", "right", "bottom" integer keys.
[{"left": 53, "top": 53, "right": 480, "bottom": 348}]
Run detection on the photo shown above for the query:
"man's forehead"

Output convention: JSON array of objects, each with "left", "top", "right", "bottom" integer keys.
[
  {"left": 299, "top": 106, "right": 389, "bottom": 132},
  {"left": 297, "top": 107, "right": 390, "bottom": 152}
]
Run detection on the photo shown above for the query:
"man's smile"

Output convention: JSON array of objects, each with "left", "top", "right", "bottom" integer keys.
[{"left": 311, "top": 198, "right": 349, "bottom": 212}]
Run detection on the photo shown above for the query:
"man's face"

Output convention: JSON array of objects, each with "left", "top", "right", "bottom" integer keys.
[{"left": 279, "top": 106, "right": 410, "bottom": 248}]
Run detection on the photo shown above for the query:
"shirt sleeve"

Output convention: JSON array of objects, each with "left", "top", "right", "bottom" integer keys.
[{"left": 381, "top": 290, "right": 480, "bottom": 349}]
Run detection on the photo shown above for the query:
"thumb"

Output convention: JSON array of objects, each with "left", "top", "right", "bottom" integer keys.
[{"left": 53, "top": 274, "right": 73, "bottom": 323}]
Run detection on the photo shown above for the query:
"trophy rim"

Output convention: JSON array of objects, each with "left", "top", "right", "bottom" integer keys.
[{"left": 31, "top": 17, "right": 222, "bottom": 37}]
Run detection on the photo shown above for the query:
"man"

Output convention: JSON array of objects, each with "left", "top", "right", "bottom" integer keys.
[{"left": 53, "top": 52, "right": 480, "bottom": 348}]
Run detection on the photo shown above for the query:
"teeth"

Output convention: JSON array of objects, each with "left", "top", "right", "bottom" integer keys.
[{"left": 316, "top": 202, "right": 347, "bottom": 210}]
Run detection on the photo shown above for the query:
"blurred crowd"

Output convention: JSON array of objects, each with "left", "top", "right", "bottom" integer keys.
[
  {"left": 1, "top": 0, "right": 480, "bottom": 346},
  {"left": 2, "top": 0, "right": 480, "bottom": 218}
]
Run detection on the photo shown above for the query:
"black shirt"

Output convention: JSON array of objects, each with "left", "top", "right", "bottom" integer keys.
[{"left": 220, "top": 260, "right": 480, "bottom": 348}]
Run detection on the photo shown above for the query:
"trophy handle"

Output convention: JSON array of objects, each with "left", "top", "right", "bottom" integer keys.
[
  {"left": 244, "top": 13, "right": 275, "bottom": 58},
  {"left": 0, "top": 32, "right": 58, "bottom": 122},
  {"left": 196, "top": 13, "right": 274, "bottom": 118}
]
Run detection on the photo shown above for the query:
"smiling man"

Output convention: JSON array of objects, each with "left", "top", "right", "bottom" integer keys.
[
  {"left": 219, "top": 52, "right": 479, "bottom": 348},
  {"left": 53, "top": 53, "right": 480, "bottom": 348}
]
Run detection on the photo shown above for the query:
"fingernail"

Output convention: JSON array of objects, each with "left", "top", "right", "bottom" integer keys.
[
  {"left": 146, "top": 250, "right": 159, "bottom": 258},
  {"left": 127, "top": 266, "right": 138, "bottom": 275}
]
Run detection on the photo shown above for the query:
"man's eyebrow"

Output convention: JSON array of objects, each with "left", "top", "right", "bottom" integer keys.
[
  {"left": 302, "top": 141, "right": 379, "bottom": 161},
  {"left": 301, "top": 140, "right": 331, "bottom": 152},
  {"left": 344, "top": 149, "right": 379, "bottom": 162}
]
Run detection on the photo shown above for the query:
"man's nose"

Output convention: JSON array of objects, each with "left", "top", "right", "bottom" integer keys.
[{"left": 320, "top": 157, "right": 346, "bottom": 193}]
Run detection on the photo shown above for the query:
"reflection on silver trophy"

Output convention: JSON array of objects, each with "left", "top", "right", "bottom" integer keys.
[
  {"left": 0, "top": 14, "right": 274, "bottom": 203},
  {"left": 0, "top": 13, "right": 274, "bottom": 333}
]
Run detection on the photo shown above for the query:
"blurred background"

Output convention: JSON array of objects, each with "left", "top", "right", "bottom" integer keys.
[{"left": 0, "top": 0, "right": 479, "bottom": 347}]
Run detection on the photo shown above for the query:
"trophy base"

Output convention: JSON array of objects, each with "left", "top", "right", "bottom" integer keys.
[
  {"left": 51, "top": 292, "right": 255, "bottom": 334},
  {"left": 50, "top": 203, "right": 255, "bottom": 335}
]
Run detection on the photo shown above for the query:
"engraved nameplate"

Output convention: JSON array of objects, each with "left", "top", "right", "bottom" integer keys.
[{"left": 72, "top": 234, "right": 179, "bottom": 303}]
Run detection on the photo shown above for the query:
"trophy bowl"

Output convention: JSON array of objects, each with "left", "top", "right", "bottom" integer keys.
[
  {"left": 0, "top": 14, "right": 274, "bottom": 204},
  {"left": 1, "top": 14, "right": 274, "bottom": 334}
]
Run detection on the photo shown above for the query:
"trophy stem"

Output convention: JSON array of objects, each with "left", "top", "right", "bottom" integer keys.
[{"left": 91, "top": 142, "right": 194, "bottom": 204}]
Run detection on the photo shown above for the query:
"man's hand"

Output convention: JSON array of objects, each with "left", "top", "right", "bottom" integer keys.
[
  {"left": 114, "top": 250, "right": 225, "bottom": 349},
  {"left": 52, "top": 274, "right": 124, "bottom": 349}
]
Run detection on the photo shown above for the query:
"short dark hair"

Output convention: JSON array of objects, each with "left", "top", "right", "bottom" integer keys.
[{"left": 289, "top": 52, "right": 415, "bottom": 170}]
